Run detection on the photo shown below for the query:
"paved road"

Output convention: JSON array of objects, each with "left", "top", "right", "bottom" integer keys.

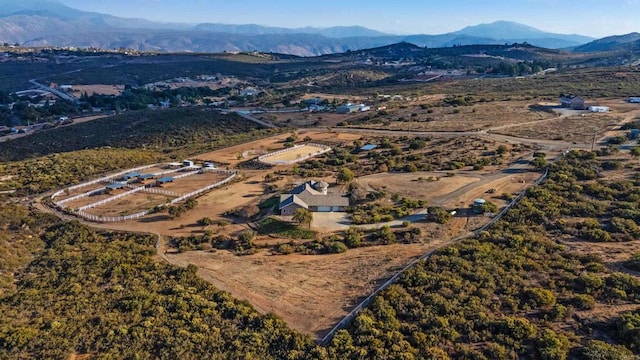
[
  {"left": 225, "top": 110, "right": 278, "bottom": 128},
  {"left": 29, "top": 79, "right": 79, "bottom": 103}
]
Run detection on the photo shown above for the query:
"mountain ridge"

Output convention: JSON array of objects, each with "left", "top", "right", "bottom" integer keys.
[
  {"left": 0, "top": 0, "right": 610, "bottom": 56},
  {"left": 573, "top": 32, "right": 640, "bottom": 52}
]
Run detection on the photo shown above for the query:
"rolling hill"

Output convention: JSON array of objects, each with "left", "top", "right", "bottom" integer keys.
[{"left": 573, "top": 32, "right": 640, "bottom": 52}]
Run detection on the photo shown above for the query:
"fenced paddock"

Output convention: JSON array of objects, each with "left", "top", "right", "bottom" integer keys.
[
  {"left": 51, "top": 163, "right": 237, "bottom": 223},
  {"left": 87, "top": 193, "right": 174, "bottom": 218},
  {"left": 61, "top": 190, "right": 116, "bottom": 209},
  {"left": 258, "top": 143, "right": 331, "bottom": 165}
]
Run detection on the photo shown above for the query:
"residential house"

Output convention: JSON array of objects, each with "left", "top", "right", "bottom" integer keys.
[{"left": 279, "top": 180, "right": 350, "bottom": 215}]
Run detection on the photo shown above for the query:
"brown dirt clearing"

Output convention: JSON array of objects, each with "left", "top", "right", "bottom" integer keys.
[{"left": 163, "top": 241, "right": 442, "bottom": 339}]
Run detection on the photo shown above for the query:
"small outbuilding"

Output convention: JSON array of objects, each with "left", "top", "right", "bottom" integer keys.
[
  {"left": 123, "top": 172, "right": 141, "bottom": 181},
  {"left": 560, "top": 95, "right": 585, "bottom": 110},
  {"left": 360, "top": 144, "right": 378, "bottom": 151},
  {"left": 156, "top": 177, "right": 175, "bottom": 186},
  {"left": 106, "top": 183, "right": 126, "bottom": 190}
]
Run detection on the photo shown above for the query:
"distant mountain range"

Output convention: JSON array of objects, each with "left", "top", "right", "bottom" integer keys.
[{"left": 1, "top": 0, "right": 630, "bottom": 56}]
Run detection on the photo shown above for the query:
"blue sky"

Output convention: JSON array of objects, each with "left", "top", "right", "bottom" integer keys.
[{"left": 58, "top": 0, "right": 639, "bottom": 37}]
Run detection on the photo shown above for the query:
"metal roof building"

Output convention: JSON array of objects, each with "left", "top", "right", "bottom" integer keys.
[
  {"left": 106, "top": 183, "right": 126, "bottom": 190},
  {"left": 123, "top": 172, "right": 142, "bottom": 180},
  {"left": 156, "top": 177, "right": 175, "bottom": 184}
]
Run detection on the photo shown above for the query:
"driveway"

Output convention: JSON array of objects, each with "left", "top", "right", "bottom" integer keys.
[{"left": 311, "top": 212, "right": 351, "bottom": 232}]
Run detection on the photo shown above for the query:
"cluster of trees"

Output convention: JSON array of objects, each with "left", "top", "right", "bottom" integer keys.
[
  {"left": 293, "top": 135, "right": 512, "bottom": 185},
  {"left": 0, "top": 148, "right": 159, "bottom": 195},
  {"left": 351, "top": 197, "right": 426, "bottom": 225},
  {"left": 325, "top": 150, "right": 640, "bottom": 359},
  {"left": 523, "top": 151, "right": 640, "bottom": 242},
  {"left": 0, "top": 201, "right": 59, "bottom": 293},
  {"left": 0, "top": 97, "right": 78, "bottom": 126},
  {"left": 166, "top": 198, "right": 198, "bottom": 218},
  {"left": 490, "top": 61, "right": 548, "bottom": 76},
  {"left": 276, "top": 225, "right": 421, "bottom": 256},
  {"left": 81, "top": 86, "right": 231, "bottom": 112}
]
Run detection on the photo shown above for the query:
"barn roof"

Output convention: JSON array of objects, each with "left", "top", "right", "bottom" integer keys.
[{"left": 156, "top": 177, "right": 174, "bottom": 183}]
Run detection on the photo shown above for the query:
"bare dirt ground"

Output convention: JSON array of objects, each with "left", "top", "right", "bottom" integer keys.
[
  {"left": 260, "top": 144, "right": 328, "bottom": 164},
  {"left": 157, "top": 172, "right": 231, "bottom": 195},
  {"left": 62, "top": 191, "right": 116, "bottom": 209},
  {"left": 88, "top": 193, "right": 172, "bottom": 217},
  {"left": 71, "top": 84, "right": 125, "bottom": 96},
  {"left": 194, "top": 130, "right": 361, "bottom": 168},
  {"left": 56, "top": 184, "right": 110, "bottom": 200},
  {"left": 162, "top": 241, "right": 441, "bottom": 339}
]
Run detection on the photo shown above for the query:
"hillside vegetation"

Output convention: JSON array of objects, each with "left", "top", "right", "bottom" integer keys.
[
  {"left": 0, "top": 107, "right": 283, "bottom": 162},
  {"left": 327, "top": 151, "right": 640, "bottom": 359}
]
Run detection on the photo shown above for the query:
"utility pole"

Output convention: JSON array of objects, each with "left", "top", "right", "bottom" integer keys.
[{"left": 591, "top": 128, "right": 598, "bottom": 151}]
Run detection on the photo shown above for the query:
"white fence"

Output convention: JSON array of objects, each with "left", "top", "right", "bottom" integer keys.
[
  {"left": 258, "top": 143, "right": 332, "bottom": 165},
  {"left": 55, "top": 187, "right": 105, "bottom": 206},
  {"left": 77, "top": 186, "right": 146, "bottom": 211},
  {"left": 51, "top": 164, "right": 157, "bottom": 200},
  {"left": 141, "top": 187, "right": 179, "bottom": 197},
  {"left": 75, "top": 210, "right": 151, "bottom": 223},
  {"left": 170, "top": 172, "right": 237, "bottom": 205},
  {"left": 69, "top": 171, "right": 237, "bottom": 223},
  {"left": 258, "top": 144, "right": 305, "bottom": 162},
  {"left": 173, "top": 169, "right": 201, "bottom": 180}
]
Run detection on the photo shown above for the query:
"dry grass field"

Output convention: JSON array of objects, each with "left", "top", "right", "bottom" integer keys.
[
  {"left": 495, "top": 114, "right": 622, "bottom": 143},
  {"left": 259, "top": 144, "right": 329, "bottom": 164},
  {"left": 357, "top": 172, "right": 481, "bottom": 201},
  {"left": 71, "top": 84, "right": 125, "bottom": 96},
  {"left": 344, "top": 100, "right": 559, "bottom": 132},
  {"left": 162, "top": 241, "right": 441, "bottom": 339}
]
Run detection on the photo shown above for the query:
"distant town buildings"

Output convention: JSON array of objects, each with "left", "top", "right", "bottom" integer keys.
[{"left": 337, "top": 103, "right": 371, "bottom": 114}]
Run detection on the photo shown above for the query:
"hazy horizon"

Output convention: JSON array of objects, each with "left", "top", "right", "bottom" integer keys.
[{"left": 55, "top": 0, "right": 639, "bottom": 38}]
